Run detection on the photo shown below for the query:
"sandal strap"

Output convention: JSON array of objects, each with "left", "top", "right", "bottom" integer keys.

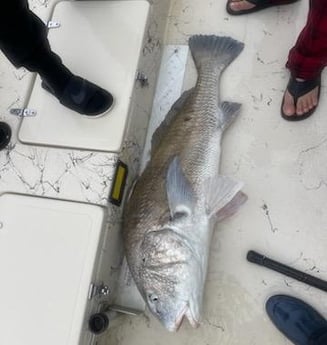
[
  {"left": 244, "top": 0, "right": 271, "bottom": 5},
  {"left": 287, "top": 76, "right": 321, "bottom": 100},
  {"left": 246, "top": 0, "right": 297, "bottom": 4}
]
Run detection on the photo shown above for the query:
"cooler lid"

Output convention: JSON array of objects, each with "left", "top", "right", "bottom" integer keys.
[
  {"left": 19, "top": 0, "right": 149, "bottom": 152},
  {"left": 0, "top": 194, "right": 105, "bottom": 345}
]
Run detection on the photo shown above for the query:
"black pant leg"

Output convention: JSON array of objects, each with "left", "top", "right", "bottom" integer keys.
[
  {"left": 314, "top": 332, "right": 327, "bottom": 345},
  {"left": 0, "top": 0, "right": 113, "bottom": 115},
  {"left": 0, "top": 0, "right": 51, "bottom": 68}
]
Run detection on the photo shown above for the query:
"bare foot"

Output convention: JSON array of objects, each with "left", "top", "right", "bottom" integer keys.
[
  {"left": 282, "top": 79, "right": 319, "bottom": 117},
  {"left": 228, "top": 0, "right": 256, "bottom": 11}
]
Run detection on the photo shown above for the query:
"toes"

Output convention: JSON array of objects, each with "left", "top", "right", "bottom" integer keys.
[
  {"left": 295, "top": 86, "right": 319, "bottom": 116},
  {"left": 312, "top": 93, "right": 318, "bottom": 107},
  {"left": 282, "top": 91, "right": 296, "bottom": 116},
  {"left": 229, "top": 0, "right": 255, "bottom": 11},
  {"left": 296, "top": 98, "right": 307, "bottom": 116},
  {"left": 283, "top": 104, "right": 295, "bottom": 116},
  {"left": 309, "top": 95, "right": 318, "bottom": 110},
  {"left": 309, "top": 94, "right": 316, "bottom": 109}
]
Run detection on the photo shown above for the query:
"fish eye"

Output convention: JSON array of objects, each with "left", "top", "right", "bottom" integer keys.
[
  {"left": 147, "top": 294, "right": 163, "bottom": 316},
  {"left": 148, "top": 293, "right": 159, "bottom": 304}
]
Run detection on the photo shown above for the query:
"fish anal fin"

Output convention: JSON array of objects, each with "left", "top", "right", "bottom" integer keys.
[
  {"left": 205, "top": 175, "right": 247, "bottom": 219},
  {"left": 215, "top": 191, "right": 247, "bottom": 222}
]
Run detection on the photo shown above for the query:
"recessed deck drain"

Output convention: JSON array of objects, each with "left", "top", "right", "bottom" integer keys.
[
  {"left": 0, "top": 122, "right": 11, "bottom": 150},
  {"left": 88, "top": 312, "right": 109, "bottom": 335}
]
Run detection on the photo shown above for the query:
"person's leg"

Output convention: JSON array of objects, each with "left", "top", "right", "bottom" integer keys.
[
  {"left": 314, "top": 332, "right": 327, "bottom": 345},
  {"left": 0, "top": 0, "right": 113, "bottom": 116},
  {"left": 282, "top": 0, "right": 327, "bottom": 119},
  {"left": 0, "top": 1, "right": 74, "bottom": 97},
  {"left": 0, "top": 0, "right": 49, "bottom": 67},
  {"left": 266, "top": 295, "right": 327, "bottom": 345}
]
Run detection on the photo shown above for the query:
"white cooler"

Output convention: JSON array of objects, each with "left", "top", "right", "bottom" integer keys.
[{"left": 0, "top": 193, "right": 106, "bottom": 345}]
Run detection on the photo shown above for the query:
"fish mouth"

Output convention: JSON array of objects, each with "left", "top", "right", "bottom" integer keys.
[
  {"left": 170, "top": 304, "right": 200, "bottom": 331},
  {"left": 164, "top": 305, "right": 187, "bottom": 332},
  {"left": 185, "top": 307, "right": 200, "bottom": 328}
]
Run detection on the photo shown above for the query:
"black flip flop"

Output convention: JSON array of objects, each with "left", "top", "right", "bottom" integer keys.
[
  {"left": 281, "top": 76, "right": 321, "bottom": 122},
  {"left": 226, "top": 0, "right": 299, "bottom": 15}
]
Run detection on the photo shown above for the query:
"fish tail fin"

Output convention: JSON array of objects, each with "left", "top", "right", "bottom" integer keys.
[{"left": 188, "top": 35, "right": 244, "bottom": 71}]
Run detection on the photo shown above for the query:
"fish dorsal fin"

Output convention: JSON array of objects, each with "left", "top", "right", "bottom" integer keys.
[
  {"left": 166, "top": 156, "right": 195, "bottom": 220},
  {"left": 151, "top": 88, "right": 194, "bottom": 156},
  {"left": 205, "top": 175, "right": 247, "bottom": 220},
  {"left": 220, "top": 101, "right": 242, "bottom": 131}
]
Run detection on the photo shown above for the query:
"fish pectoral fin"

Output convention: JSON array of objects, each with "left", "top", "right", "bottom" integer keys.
[
  {"left": 205, "top": 175, "right": 247, "bottom": 220},
  {"left": 166, "top": 156, "right": 195, "bottom": 219},
  {"left": 220, "top": 101, "right": 242, "bottom": 130}
]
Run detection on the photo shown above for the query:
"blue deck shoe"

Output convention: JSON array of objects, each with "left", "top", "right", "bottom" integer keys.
[{"left": 266, "top": 295, "right": 327, "bottom": 345}]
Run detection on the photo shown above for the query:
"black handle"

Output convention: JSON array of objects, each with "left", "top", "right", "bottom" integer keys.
[{"left": 247, "top": 250, "right": 327, "bottom": 293}]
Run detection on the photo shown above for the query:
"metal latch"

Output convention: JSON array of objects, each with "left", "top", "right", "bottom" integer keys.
[
  {"left": 88, "top": 282, "right": 111, "bottom": 300},
  {"left": 136, "top": 71, "right": 149, "bottom": 88},
  {"left": 47, "top": 21, "right": 61, "bottom": 29},
  {"left": 10, "top": 108, "right": 37, "bottom": 117}
]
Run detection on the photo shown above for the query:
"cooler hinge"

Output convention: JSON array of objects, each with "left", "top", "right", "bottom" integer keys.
[
  {"left": 10, "top": 108, "right": 37, "bottom": 117},
  {"left": 47, "top": 21, "right": 61, "bottom": 29},
  {"left": 88, "top": 282, "right": 111, "bottom": 300}
]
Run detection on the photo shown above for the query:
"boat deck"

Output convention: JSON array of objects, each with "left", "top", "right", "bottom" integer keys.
[{"left": 1, "top": 1, "right": 326, "bottom": 344}]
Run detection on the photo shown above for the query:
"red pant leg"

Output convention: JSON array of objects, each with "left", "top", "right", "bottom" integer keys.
[{"left": 286, "top": 0, "right": 327, "bottom": 79}]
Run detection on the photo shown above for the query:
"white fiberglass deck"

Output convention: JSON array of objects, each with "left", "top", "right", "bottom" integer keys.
[{"left": 1, "top": 0, "right": 327, "bottom": 345}]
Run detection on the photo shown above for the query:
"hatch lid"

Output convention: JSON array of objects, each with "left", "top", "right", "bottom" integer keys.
[{"left": 0, "top": 193, "right": 105, "bottom": 345}]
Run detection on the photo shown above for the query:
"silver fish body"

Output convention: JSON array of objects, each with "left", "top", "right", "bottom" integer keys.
[{"left": 123, "top": 35, "right": 246, "bottom": 331}]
